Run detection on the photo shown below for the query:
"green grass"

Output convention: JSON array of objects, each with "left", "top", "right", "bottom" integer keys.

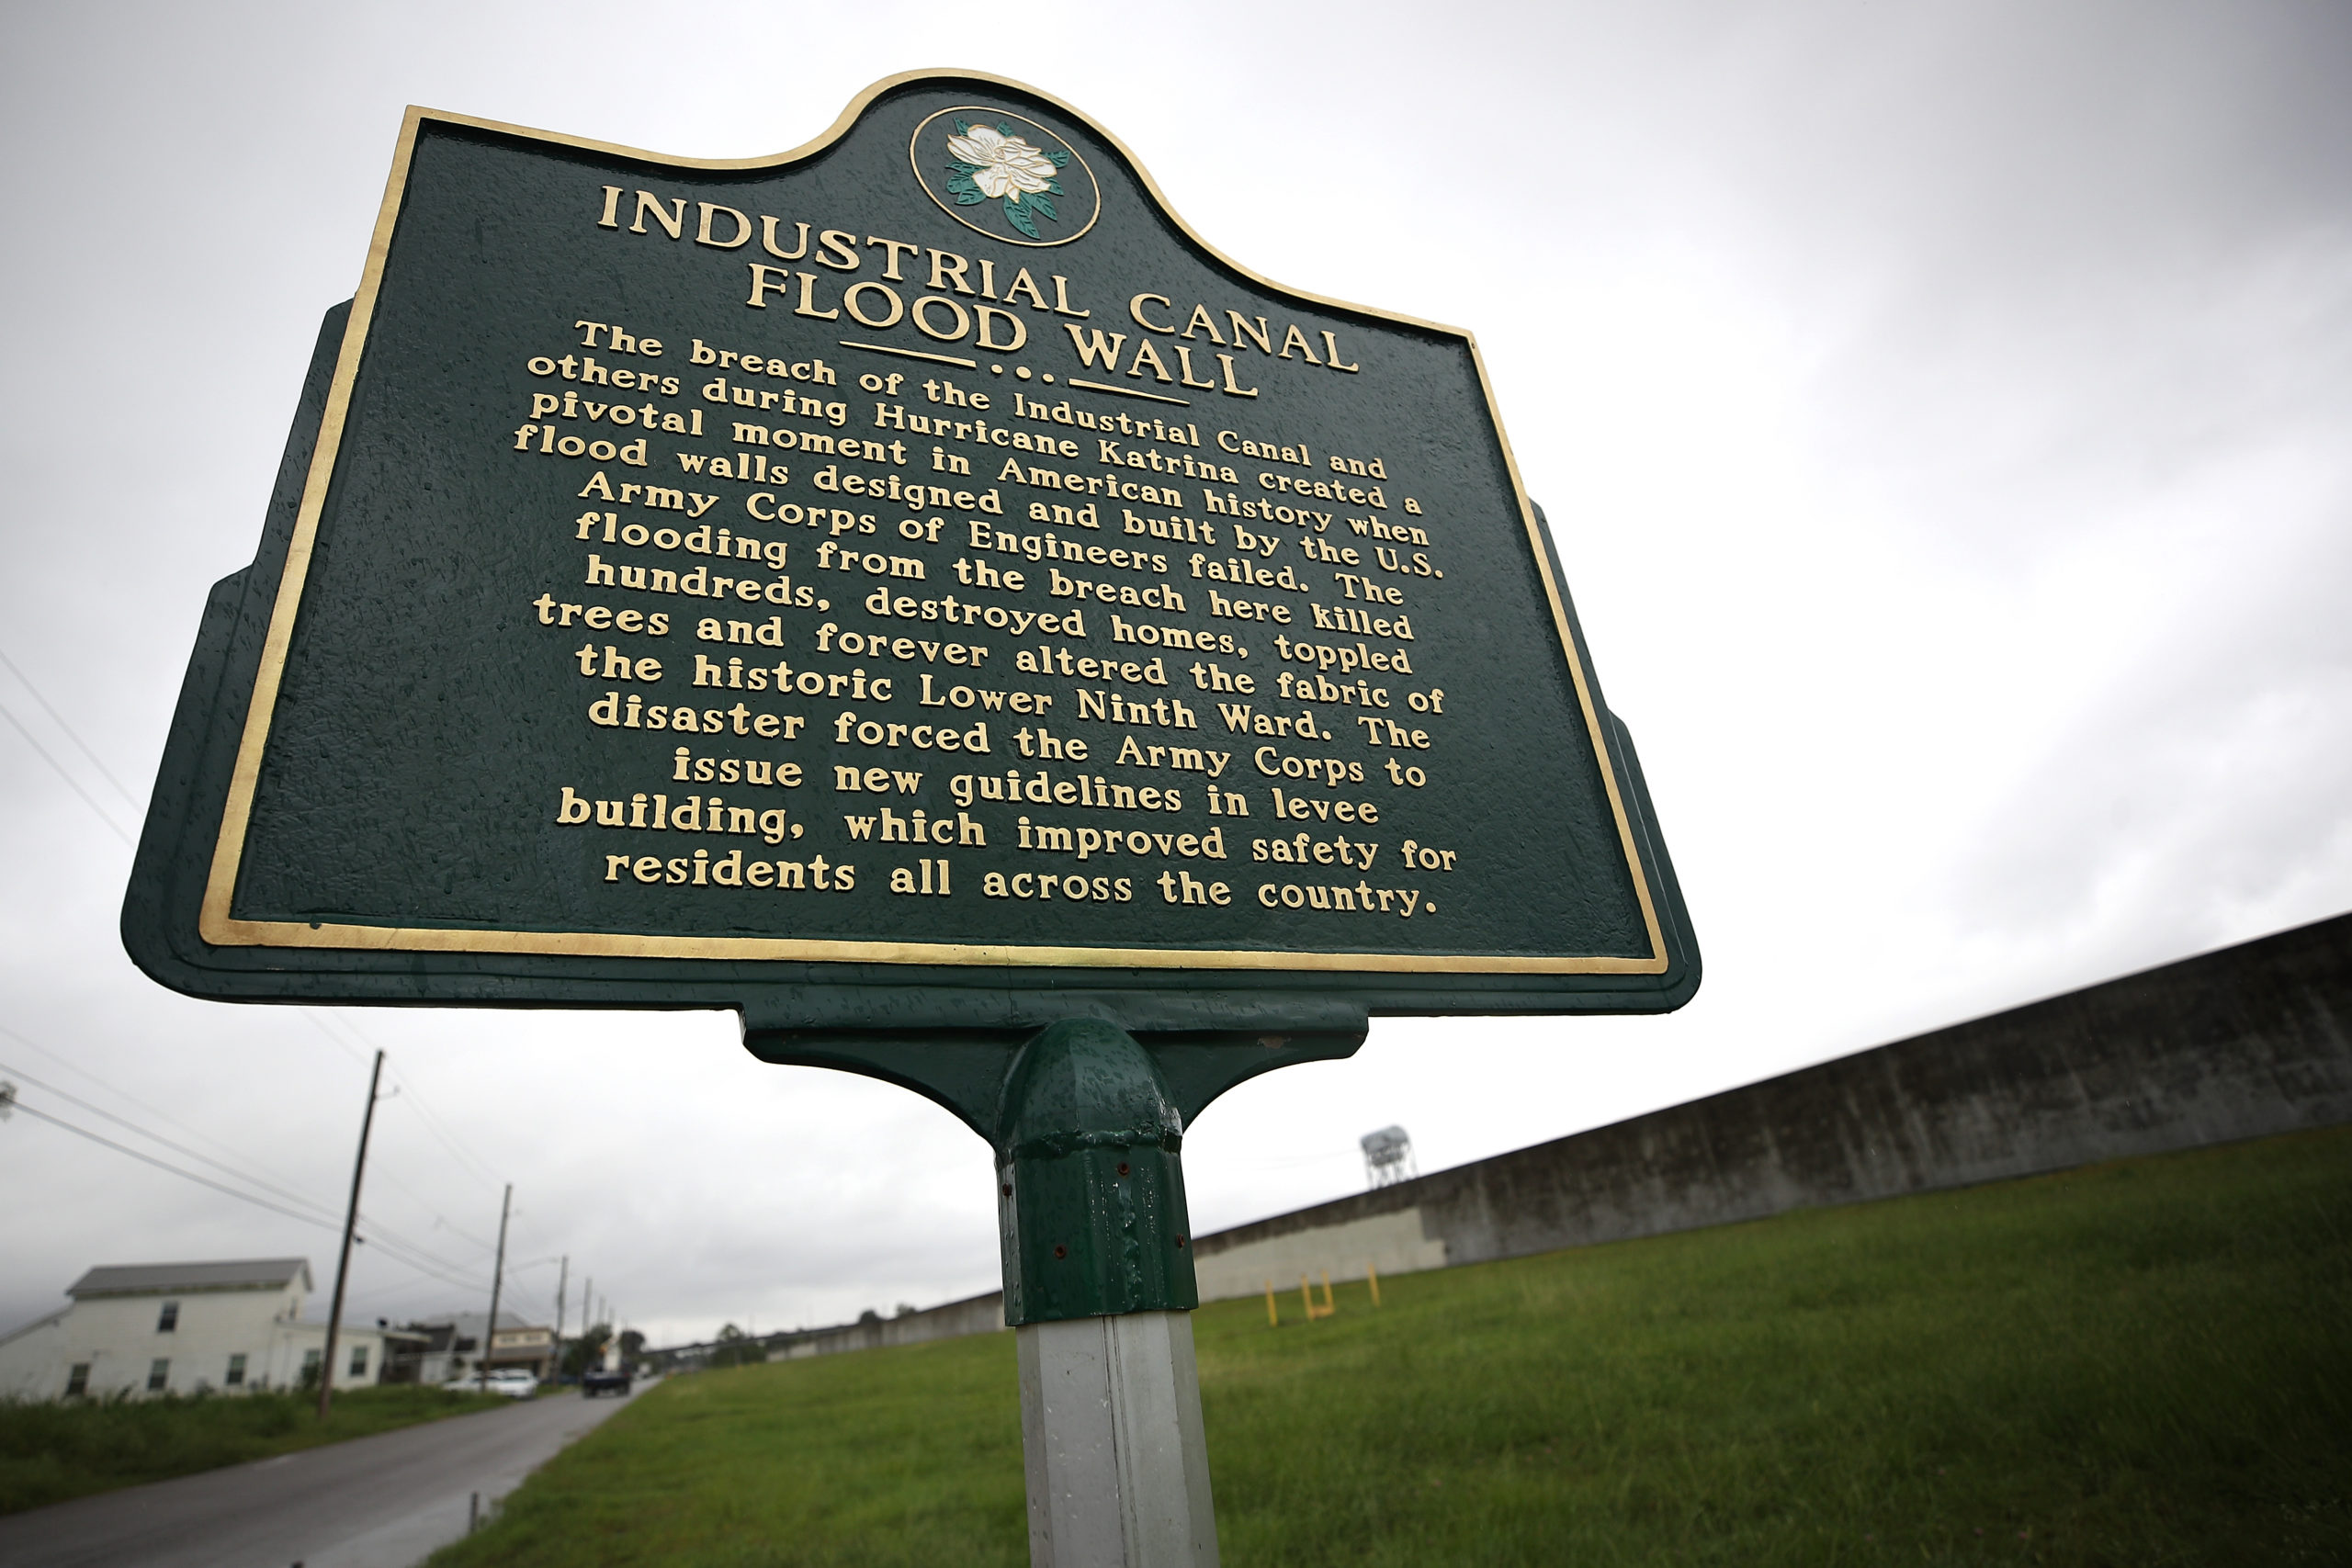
[
  {"left": 0, "top": 1382, "right": 514, "bottom": 1515},
  {"left": 430, "top": 1125, "right": 2352, "bottom": 1566}
]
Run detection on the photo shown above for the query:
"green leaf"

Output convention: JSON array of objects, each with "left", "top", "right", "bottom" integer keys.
[
  {"left": 955, "top": 119, "right": 970, "bottom": 136},
  {"left": 1028, "top": 194, "right": 1058, "bottom": 221},
  {"left": 1044, "top": 178, "right": 1065, "bottom": 195},
  {"left": 998, "top": 123, "right": 1016, "bottom": 139},
  {"left": 1047, "top": 147, "right": 1070, "bottom": 167},
  {"left": 953, "top": 190, "right": 987, "bottom": 206},
  {"left": 1003, "top": 200, "right": 1040, "bottom": 239}
]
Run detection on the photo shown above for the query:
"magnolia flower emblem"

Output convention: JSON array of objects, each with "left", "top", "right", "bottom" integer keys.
[
  {"left": 949, "top": 125, "right": 1055, "bottom": 199},
  {"left": 943, "top": 120, "right": 1072, "bottom": 240}
]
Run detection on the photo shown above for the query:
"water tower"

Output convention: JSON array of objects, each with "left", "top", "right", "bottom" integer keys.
[{"left": 1361, "top": 1125, "right": 1418, "bottom": 1188}]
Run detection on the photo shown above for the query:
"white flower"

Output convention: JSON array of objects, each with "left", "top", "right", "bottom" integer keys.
[{"left": 948, "top": 125, "right": 1057, "bottom": 203}]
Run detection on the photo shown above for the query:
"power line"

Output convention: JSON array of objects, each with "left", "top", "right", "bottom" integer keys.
[
  {"left": 345, "top": 1235, "right": 486, "bottom": 1295},
  {"left": 0, "top": 698, "right": 133, "bottom": 846},
  {"left": 291, "top": 1022, "right": 519, "bottom": 1263},
  {"left": 0, "top": 1024, "right": 492, "bottom": 1287},
  {"left": 2, "top": 1072, "right": 492, "bottom": 1297},
  {"left": 11, "top": 1100, "right": 358, "bottom": 1232},
  {"left": 0, "top": 646, "right": 142, "bottom": 810},
  {"left": 370, "top": 1166, "right": 496, "bottom": 1253},
  {"left": 289, "top": 1018, "right": 512, "bottom": 1257},
  {"left": 348, "top": 1271, "right": 447, "bottom": 1306},
  {"left": 3, "top": 1086, "right": 501, "bottom": 1297},
  {"left": 0, "top": 1022, "right": 332, "bottom": 1203},
  {"left": 304, "top": 1016, "right": 504, "bottom": 1195},
  {"left": 346, "top": 1201, "right": 491, "bottom": 1288},
  {"left": 0, "top": 1058, "right": 346, "bottom": 1225},
  {"left": 0, "top": 1038, "right": 520, "bottom": 1307},
  {"left": 0, "top": 643, "right": 554, "bottom": 1318},
  {"left": 303, "top": 1010, "right": 372, "bottom": 1067},
  {"left": 383, "top": 1064, "right": 505, "bottom": 1193}
]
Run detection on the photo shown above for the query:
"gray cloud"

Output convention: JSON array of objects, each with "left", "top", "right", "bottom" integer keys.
[{"left": 0, "top": 0, "right": 2345, "bottom": 1345}]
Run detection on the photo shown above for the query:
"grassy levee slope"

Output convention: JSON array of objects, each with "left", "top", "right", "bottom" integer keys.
[
  {"left": 431, "top": 1125, "right": 2352, "bottom": 1566},
  {"left": 0, "top": 1383, "right": 514, "bottom": 1514}
]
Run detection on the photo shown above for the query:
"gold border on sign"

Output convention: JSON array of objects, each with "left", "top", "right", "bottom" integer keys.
[
  {"left": 908, "top": 105, "right": 1102, "bottom": 247},
  {"left": 197, "top": 71, "right": 1671, "bottom": 977}
]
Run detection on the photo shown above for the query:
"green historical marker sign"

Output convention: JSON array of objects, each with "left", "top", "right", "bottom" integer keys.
[
  {"left": 125, "top": 72, "right": 1696, "bottom": 1043},
  {"left": 126, "top": 72, "right": 1697, "bottom": 1561}
]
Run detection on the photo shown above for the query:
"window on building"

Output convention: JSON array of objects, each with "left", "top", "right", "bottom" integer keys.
[
  {"left": 225, "top": 1353, "right": 247, "bottom": 1387},
  {"left": 300, "top": 1348, "right": 322, "bottom": 1385},
  {"left": 148, "top": 1359, "right": 170, "bottom": 1393},
  {"left": 349, "top": 1344, "right": 368, "bottom": 1377},
  {"left": 157, "top": 1301, "right": 179, "bottom": 1333},
  {"left": 65, "top": 1363, "right": 90, "bottom": 1397}
]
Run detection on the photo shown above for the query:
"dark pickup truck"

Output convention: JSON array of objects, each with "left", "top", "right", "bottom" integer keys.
[{"left": 582, "top": 1366, "right": 632, "bottom": 1397}]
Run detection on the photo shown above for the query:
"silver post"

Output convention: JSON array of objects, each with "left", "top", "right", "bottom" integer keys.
[
  {"left": 1017, "top": 1311, "right": 1217, "bottom": 1567},
  {"left": 995, "top": 1021, "right": 1220, "bottom": 1567}
]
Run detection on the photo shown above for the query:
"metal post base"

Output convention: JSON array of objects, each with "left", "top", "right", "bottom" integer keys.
[{"left": 1017, "top": 1311, "right": 1219, "bottom": 1568}]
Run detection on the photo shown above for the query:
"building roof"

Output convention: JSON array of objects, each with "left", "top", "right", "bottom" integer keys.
[
  {"left": 67, "top": 1258, "right": 312, "bottom": 1298},
  {"left": 415, "top": 1309, "right": 544, "bottom": 1334},
  {"left": 0, "top": 1307, "right": 70, "bottom": 1349}
]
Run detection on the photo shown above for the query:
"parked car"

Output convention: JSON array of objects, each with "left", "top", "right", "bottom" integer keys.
[
  {"left": 582, "top": 1365, "right": 632, "bottom": 1397},
  {"left": 476, "top": 1368, "right": 539, "bottom": 1399}
]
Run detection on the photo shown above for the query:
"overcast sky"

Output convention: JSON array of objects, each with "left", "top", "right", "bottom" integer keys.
[{"left": 3, "top": 1, "right": 2346, "bottom": 1348}]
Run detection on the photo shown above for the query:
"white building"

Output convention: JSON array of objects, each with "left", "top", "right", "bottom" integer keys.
[
  {"left": 396, "top": 1310, "right": 556, "bottom": 1385},
  {"left": 0, "top": 1258, "right": 391, "bottom": 1401}
]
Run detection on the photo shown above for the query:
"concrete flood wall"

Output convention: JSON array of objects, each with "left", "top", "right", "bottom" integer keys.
[
  {"left": 1190, "top": 911, "right": 2352, "bottom": 1297},
  {"left": 1190, "top": 1208, "right": 1448, "bottom": 1302},
  {"left": 771, "top": 911, "right": 2352, "bottom": 1349},
  {"left": 775, "top": 1290, "right": 1008, "bottom": 1358}
]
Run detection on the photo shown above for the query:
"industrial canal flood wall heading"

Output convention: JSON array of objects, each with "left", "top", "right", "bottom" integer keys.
[{"left": 775, "top": 910, "right": 2352, "bottom": 1353}]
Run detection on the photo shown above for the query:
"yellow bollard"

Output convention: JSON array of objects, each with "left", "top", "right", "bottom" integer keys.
[
  {"left": 1367, "top": 1260, "right": 1382, "bottom": 1308},
  {"left": 1320, "top": 1270, "right": 1338, "bottom": 1317},
  {"left": 1300, "top": 1274, "right": 1315, "bottom": 1321},
  {"left": 1264, "top": 1280, "right": 1279, "bottom": 1328}
]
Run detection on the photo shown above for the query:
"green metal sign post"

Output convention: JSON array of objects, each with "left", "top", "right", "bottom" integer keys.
[{"left": 125, "top": 73, "right": 1698, "bottom": 1566}]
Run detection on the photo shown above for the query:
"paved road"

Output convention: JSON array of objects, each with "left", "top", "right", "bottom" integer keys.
[{"left": 0, "top": 1382, "right": 649, "bottom": 1568}]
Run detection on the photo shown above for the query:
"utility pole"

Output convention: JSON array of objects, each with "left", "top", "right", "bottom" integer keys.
[
  {"left": 479, "top": 1184, "right": 511, "bottom": 1392},
  {"left": 318, "top": 1050, "right": 385, "bottom": 1421},
  {"left": 552, "top": 1259, "right": 571, "bottom": 1382}
]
